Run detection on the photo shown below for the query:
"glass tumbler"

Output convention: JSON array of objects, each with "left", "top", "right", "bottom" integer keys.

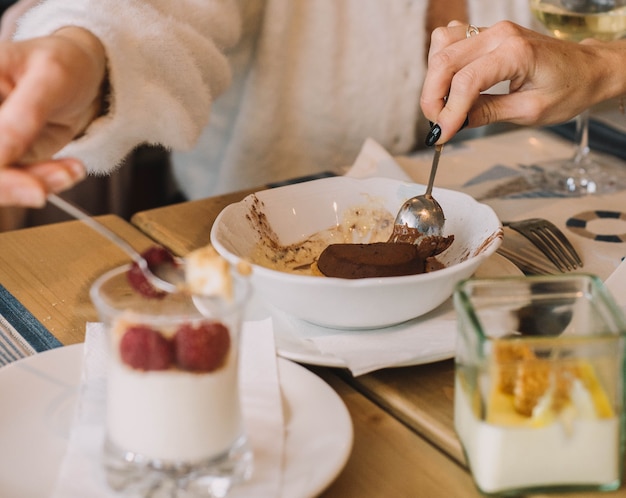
[
  {"left": 90, "top": 264, "right": 252, "bottom": 497},
  {"left": 454, "top": 274, "right": 626, "bottom": 496}
]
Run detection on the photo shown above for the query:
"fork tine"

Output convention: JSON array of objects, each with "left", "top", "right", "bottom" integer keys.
[
  {"left": 523, "top": 228, "right": 570, "bottom": 272},
  {"left": 532, "top": 226, "right": 576, "bottom": 272},
  {"left": 503, "top": 218, "right": 583, "bottom": 273},
  {"left": 540, "top": 224, "right": 583, "bottom": 268}
]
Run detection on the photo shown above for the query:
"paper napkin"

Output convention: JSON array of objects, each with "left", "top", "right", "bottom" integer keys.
[
  {"left": 344, "top": 137, "right": 413, "bottom": 182},
  {"left": 51, "top": 318, "right": 284, "bottom": 498},
  {"left": 275, "top": 299, "right": 458, "bottom": 377},
  {"left": 604, "top": 258, "right": 626, "bottom": 310}
]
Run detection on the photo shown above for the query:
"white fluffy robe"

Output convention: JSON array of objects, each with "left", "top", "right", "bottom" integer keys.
[
  {"left": 15, "top": 0, "right": 534, "bottom": 199},
  {"left": 14, "top": 0, "right": 241, "bottom": 175},
  {"left": 173, "top": 1, "right": 432, "bottom": 198}
]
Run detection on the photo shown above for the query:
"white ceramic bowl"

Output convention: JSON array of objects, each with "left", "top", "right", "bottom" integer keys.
[{"left": 210, "top": 176, "right": 502, "bottom": 329}]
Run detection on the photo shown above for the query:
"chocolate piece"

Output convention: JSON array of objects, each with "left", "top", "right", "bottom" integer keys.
[
  {"left": 415, "top": 234, "right": 454, "bottom": 259},
  {"left": 317, "top": 242, "right": 426, "bottom": 279}
]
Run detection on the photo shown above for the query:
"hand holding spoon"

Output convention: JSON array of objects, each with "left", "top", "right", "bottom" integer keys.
[{"left": 389, "top": 144, "right": 445, "bottom": 243}]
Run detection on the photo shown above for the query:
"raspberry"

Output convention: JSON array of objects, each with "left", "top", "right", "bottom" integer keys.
[
  {"left": 174, "top": 322, "right": 231, "bottom": 372},
  {"left": 119, "top": 325, "right": 173, "bottom": 371},
  {"left": 126, "top": 246, "right": 177, "bottom": 299}
]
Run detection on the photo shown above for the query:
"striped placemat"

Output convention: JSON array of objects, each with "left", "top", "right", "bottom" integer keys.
[{"left": 0, "top": 284, "right": 62, "bottom": 367}]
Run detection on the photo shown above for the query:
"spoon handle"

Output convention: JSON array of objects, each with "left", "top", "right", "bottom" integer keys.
[
  {"left": 48, "top": 193, "right": 180, "bottom": 293},
  {"left": 425, "top": 144, "right": 443, "bottom": 197},
  {"left": 47, "top": 193, "right": 146, "bottom": 265}
]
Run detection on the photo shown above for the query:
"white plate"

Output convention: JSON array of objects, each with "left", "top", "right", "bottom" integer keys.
[
  {"left": 246, "top": 252, "right": 523, "bottom": 368},
  {"left": 0, "top": 345, "right": 352, "bottom": 498}
]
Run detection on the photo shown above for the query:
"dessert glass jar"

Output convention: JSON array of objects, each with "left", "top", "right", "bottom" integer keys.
[
  {"left": 90, "top": 263, "right": 252, "bottom": 497},
  {"left": 454, "top": 274, "right": 626, "bottom": 496}
]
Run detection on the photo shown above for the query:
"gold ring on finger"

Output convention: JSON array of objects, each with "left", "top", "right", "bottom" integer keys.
[{"left": 466, "top": 24, "right": 480, "bottom": 38}]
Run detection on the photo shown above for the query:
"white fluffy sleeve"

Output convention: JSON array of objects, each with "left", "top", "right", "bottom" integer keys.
[{"left": 14, "top": 0, "right": 241, "bottom": 174}]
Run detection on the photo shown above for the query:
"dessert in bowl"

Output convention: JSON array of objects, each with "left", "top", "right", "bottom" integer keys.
[{"left": 210, "top": 176, "right": 503, "bottom": 329}]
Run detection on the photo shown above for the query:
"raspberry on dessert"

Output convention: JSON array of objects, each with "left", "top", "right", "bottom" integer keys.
[
  {"left": 127, "top": 246, "right": 178, "bottom": 299},
  {"left": 174, "top": 322, "right": 231, "bottom": 372},
  {"left": 119, "top": 325, "right": 174, "bottom": 371}
]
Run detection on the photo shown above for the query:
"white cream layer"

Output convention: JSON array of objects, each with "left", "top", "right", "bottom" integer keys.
[
  {"left": 455, "top": 377, "right": 620, "bottom": 494},
  {"left": 107, "top": 355, "right": 241, "bottom": 462}
]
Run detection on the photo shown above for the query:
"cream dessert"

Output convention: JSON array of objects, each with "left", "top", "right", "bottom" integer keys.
[
  {"left": 455, "top": 342, "right": 621, "bottom": 494},
  {"left": 107, "top": 246, "right": 244, "bottom": 463},
  {"left": 107, "top": 316, "right": 241, "bottom": 462}
]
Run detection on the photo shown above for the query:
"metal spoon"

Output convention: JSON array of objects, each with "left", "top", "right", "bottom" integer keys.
[
  {"left": 47, "top": 193, "right": 183, "bottom": 293},
  {"left": 389, "top": 144, "right": 445, "bottom": 243}
]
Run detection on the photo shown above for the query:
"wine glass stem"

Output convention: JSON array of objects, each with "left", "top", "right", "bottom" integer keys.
[{"left": 573, "top": 109, "right": 591, "bottom": 165}]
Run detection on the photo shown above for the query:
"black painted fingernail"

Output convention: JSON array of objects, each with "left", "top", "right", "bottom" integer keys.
[{"left": 425, "top": 123, "right": 441, "bottom": 146}]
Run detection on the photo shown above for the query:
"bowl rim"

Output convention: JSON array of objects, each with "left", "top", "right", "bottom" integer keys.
[{"left": 210, "top": 176, "right": 503, "bottom": 287}]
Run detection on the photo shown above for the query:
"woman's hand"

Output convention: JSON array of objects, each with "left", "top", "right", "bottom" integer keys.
[
  {"left": 420, "top": 20, "right": 626, "bottom": 144},
  {"left": 0, "top": 27, "right": 107, "bottom": 206}
]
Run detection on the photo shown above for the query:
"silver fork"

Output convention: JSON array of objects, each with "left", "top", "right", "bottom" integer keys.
[{"left": 502, "top": 218, "right": 583, "bottom": 272}]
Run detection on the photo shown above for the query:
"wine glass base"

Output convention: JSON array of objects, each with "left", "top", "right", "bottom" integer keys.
[{"left": 526, "top": 152, "right": 626, "bottom": 197}]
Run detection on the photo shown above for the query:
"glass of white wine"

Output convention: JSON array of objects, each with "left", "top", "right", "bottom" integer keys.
[{"left": 529, "top": 0, "right": 626, "bottom": 195}]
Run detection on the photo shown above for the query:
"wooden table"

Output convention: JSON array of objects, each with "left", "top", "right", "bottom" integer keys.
[{"left": 0, "top": 215, "right": 154, "bottom": 345}]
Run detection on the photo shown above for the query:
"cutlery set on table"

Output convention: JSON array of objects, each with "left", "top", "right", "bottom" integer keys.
[{"left": 499, "top": 218, "right": 583, "bottom": 275}]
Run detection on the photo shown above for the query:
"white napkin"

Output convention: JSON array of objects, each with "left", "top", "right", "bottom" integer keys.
[
  {"left": 344, "top": 137, "right": 413, "bottom": 182},
  {"left": 604, "top": 258, "right": 626, "bottom": 310},
  {"left": 51, "top": 318, "right": 284, "bottom": 498},
  {"left": 278, "top": 300, "right": 458, "bottom": 377}
]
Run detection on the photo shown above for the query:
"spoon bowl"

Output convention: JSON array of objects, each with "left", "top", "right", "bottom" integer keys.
[
  {"left": 389, "top": 144, "right": 445, "bottom": 243},
  {"left": 392, "top": 194, "right": 445, "bottom": 238}
]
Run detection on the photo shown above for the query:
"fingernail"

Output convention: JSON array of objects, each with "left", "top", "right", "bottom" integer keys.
[
  {"left": 14, "top": 186, "right": 45, "bottom": 207},
  {"left": 425, "top": 123, "right": 442, "bottom": 146},
  {"left": 45, "top": 169, "right": 74, "bottom": 192},
  {"left": 65, "top": 159, "right": 86, "bottom": 180}
]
